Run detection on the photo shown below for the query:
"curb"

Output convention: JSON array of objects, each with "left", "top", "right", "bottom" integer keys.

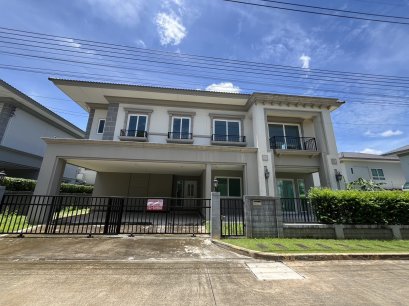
[{"left": 212, "top": 239, "right": 409, "bottom": 261}]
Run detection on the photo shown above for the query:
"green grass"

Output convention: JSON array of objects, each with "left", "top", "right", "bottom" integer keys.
[
  {"left": 54, "top": 206, "right": 90, "bottom": 219},
  {"left": 205, "top": 221, "right": 244, "bottom": 236},
  {"left": 223, "top": 238, "right": 409, "bottom": 253},
  {"left": 0, "top": 213, "right": 29, "bottom": 232}
]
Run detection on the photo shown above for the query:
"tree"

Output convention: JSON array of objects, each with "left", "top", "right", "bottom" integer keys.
[{"left": 346, "top": 178, "right": 384, "bottom": 191}]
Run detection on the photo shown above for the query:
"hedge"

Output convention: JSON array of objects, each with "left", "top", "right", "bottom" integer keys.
[
  {"left": 2, "top": 177, "right": 93, "bottom": 194},
  {"left": 309, "top": 188, "right": 409, "bottom": 225}
]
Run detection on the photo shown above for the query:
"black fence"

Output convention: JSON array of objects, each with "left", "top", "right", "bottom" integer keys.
[
  {"left": 270, "top": 136, "right": 317, "bottom": 151},
  {"left": 281, "top": 198, "right": 318, "bottom": 223},
  {"left": 212, "top": 134, "right": 246, "bottom": 143},
  {"left": 220, "top": 198, "right": 245, "bottom": 236},
  {"left": 0, "top": 194, "right": 211, "bottom": 235},
  {"left": 167, "top": 132, "right": 193, "bottom": 140},
  {"left": 120, "top": 129, "right": 148, "bottom": 138}
]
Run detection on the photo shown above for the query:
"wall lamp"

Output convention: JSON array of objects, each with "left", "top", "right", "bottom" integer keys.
[
  {"left": 213, "top": 178, "right": 219, "bottom": 192},
  {"left": 264, "top": 166, "right": 270, "bottom": 179},
  {"left": 335, "top": 170, "right": 343, "bottom": 182}
]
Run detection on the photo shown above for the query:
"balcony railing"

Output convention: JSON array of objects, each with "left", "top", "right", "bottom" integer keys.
[
  {"left": 120, "top": 129, "right": 148, "bottom": 138},
  {"left": 270, "top": 136, "right": 317, "bottom": 151},
  {"left": 212, "top": 134, "right": 246, "bottom": 143},
  {"left": 168, "top": 132, "right": 193, "bottom": 140}
]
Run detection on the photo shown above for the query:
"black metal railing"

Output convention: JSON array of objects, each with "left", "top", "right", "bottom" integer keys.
[
  {"left": 220, "top": 199, "right": 245, "bottom": 236},
  {"left": 281, "top": 198, "right": 318, "bottom": 223},
  {"left": 120, "top": 129, "right": 148, "bottom": 138},
  {"left": 0, "top": 194, "right": 211, "bottom": 235},
  {"left": 270, "top": 136, "right": 317, "bottom": 151},
  {"left": 167, "top": 132, "right": 193, "bottom": 140},
  {"left": 212, "top": 134, "right": 246, "bottom": 143}
]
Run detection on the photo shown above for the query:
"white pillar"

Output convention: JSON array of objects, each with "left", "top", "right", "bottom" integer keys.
[
  {"left": 34, "top": 153, "right": 66, "bottom": 195},
  {"left": 210, "top": 192, "right": 221, "bottom": 239},
  {"left": 205, "top": 163, "right": 212, "bottom": 199},
  {"left": 251, "top": 104, "right": 275, "bottom": 196}
]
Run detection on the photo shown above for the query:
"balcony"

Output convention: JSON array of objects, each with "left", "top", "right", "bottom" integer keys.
[
  {"left": 211, "top": 134, "right": 247, "bottom": 147},
  {"left": 119, "top": 129, "right": 148, "bottom": 142},
  {"left": 270, "top": 136, "right": 319, "bottom": 157},
  {"left": 166, "top": 132, "right": 194, "bottom": 144}
]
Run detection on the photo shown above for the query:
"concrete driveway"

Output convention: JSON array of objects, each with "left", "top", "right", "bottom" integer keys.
[{"left": 0, "top": 236, "right": 409, "bottom": 305}]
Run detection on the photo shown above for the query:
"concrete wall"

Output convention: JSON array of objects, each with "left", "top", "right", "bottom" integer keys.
[
  {"left": 1, "top": 108, "right": 75, "bottom": 156},
  {"left": 341, "top": 160, "right": 405, "bottom": 189},
  {"left": 89, "top": 109, "right": 108, "bottom": 140},
  {"left": 399, "top": 155, "right": 409, "bottom": 182},
  {"left": 93, "top": 172, "right": 173, "bottom": 197}
]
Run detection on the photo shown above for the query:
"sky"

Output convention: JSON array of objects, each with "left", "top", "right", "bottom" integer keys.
[{"left": 1, "top": 0, "right": 409, "bottom": 154}]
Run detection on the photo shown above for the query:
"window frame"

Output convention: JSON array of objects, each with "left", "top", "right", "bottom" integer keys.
[
  {"left": 268, "top": 122, "right": 302, "bottom": 149},
  {"left": 126, "top": 113, "right": 148, "bottom": 136},
  {"left": 171, "top": 116, "right": 192, "bottom": 134},
  {"left": 212, "top": 119, "right": 242, "bottom": 139},
  {"left": 214, "top": 176, "right": 242, "bottom": 198},
  {"left": 371, "top": 168, "right": 385, "bottom": 180},
  {"left": 96, "top": 119, "right": 105, "bottom": 134}
]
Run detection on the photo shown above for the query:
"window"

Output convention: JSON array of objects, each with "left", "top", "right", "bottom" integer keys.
[
  {"left": 371, "top": 169, "right": 385, "bottom": 180},
  {"left": 97, "top": 119, "right": 105, "bottom": 134},
  {"left": 216, "top": 177, "right": 241, "bottom": 197},
  {"left": 127, "top": 114, "right": 147, "bottom": 137},
  {"left": 213, "top": 119, "right": 241, "bottom": 142},
  {"left": 269, "top": 123, "right": 301, "bottom": 149},
  {"left": 171, "top": 117, "right": 191, "bottom": 139}
]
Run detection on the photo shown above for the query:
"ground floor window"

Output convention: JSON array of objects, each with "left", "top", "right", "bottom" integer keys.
[
  {"left": 371, "top": 168, "right": 385, "bottom": 180},
  {"left": 216, "top": 177, "right": 241, "bottom": 197}
]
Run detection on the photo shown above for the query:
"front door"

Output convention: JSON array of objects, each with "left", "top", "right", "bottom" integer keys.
[
  {"left": 277, "top": 179, "right": 296, "bottom": 212},
  {"left": 184, "top": 180, "right": 197, "bottom": 198}
]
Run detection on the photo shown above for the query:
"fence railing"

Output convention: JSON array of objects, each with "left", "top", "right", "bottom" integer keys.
[
  {"left": 212, "top": 134, "right": 246, "bottom": 143},
  {"left": 0, "top": 194, "right": 211, "bottom": 235},
  {"left": 220, "top": 198, "right": 245, "bottom": 236},
  {"left": 167, "top": 132, "right": 193, "bottom": 140},
  {"left": 270, "top": 136, "right": 317, "bottom": 151},
  {"left": 281, "top": 198, "right": 318, "bottom": 223},
  {"left": 120, "top": 129, "right": 148, "bottom": 138}
]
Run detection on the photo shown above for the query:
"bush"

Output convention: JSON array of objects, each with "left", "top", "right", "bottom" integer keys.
[
  {"left": 2, "top": 177, "right": 93, "bottom": 194},
  {"left": 309, "top": 188, "right": 409, "bottom": 225}
]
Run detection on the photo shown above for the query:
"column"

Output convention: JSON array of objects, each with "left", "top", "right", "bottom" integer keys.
[
  {"left": 210, "top": 192, "right": 221, "bottom": 239},
  {"left": 205, "top": 164, "right": 212, "bottom": 199}
]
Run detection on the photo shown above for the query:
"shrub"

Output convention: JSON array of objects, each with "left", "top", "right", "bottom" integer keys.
[
  {"left": 2, "top": 177, "right": 93, "bottom": 194},
  {"left": 309, "top": 188, "right": 409, "bottom": 225}
]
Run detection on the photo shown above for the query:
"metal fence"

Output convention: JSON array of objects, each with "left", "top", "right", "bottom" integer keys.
[
  {"left": 220, "top": 198, "right": 245, "bottom": 236},
  {"left": 281, "top": 198, "right": 318, "bottom": 223},
  {"left": 0, "top": 194, "right": 211, "bottom": 235}
]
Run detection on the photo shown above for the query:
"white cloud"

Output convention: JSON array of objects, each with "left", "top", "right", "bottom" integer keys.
[
  {"left": 380, "top": 129, "right": 403, "bottom": 137},
  {"left": 299, "top": 54, "right": 311, "bottom": 69},
  {"left": 85, "top": 0, "right": 144, "bottom": 26},
  {"left": 60, "top": 38, "right": 81, "bottom": 48},
  {"left": 155, "top": 12, "right": 187, "bottom": 46},
  {"left": 364, "top": 129, "right": 403, "bottom": 138},
  {"left": 205, "top": 82, "right": 241, "bottom": 93},
  {"left": 135, "top": 39, "right": 146, "bottom": 48},
  {"left": 360, "top": 148, "right": 383, "bottom": 155}
]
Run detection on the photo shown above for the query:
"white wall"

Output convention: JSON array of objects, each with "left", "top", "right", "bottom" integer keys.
[
  {"left": 2, "top": 108, "right": 74, "bottom": 156},
  {"left": 399, "top": 155, "right": 409, "bottom": 182},
  {"left": 89, "top": 109, "right": 107, "bottom": 140},
  {"left": 341, "top": 160, "right": 406, "bottom": 189}
]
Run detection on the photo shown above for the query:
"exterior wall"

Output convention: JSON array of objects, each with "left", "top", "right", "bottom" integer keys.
[
  {"left": 93, "top": 172, "right": 173, "bottom": 197},
  {"left": 340, "top": 160, "right": 405, "bottom": 189},
  {"left": 89, "top": 109, "right": 107, "bottom": 140},
  {"left": 399, "top": 154, "right": 409, "bottom": 182},
  {"left": 1, "top": 108, "right": 75, "bottom": 156}
]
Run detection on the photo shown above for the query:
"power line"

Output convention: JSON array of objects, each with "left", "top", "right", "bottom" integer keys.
[{"left": 223, "top": 0, "right": 409, "bottom": 25}]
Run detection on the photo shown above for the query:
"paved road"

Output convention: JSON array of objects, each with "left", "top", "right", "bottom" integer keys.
[{"left": 0, "top": 236, "right": 409, "bottom": 305}]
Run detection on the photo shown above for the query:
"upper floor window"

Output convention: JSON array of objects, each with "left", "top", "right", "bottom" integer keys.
[
  {"left": 126, "top": 114, "right": 148, "bottom": 137},
  {"left": 213, "top": 119, "right": 241, "bottom": 142},
  {"left": 170, "top": 116, "right": 191, "bottom": 139},
  {"left": 371, "top": 168, "right": 385, "bottom": 180},
  {"left": 269, "top": 123, "right": 301, "bottom": 149},
  {"left": 97, "top": 119, "right": 105, "bottom": 134}
]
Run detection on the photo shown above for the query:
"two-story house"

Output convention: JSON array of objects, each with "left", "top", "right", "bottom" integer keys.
[{"left": 34, "top": 79, "right": 343, "bottom": 207}]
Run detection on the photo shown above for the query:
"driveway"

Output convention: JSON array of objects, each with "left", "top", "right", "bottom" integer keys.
[{"left": 0, "top": 236, "right": 409, "bottom": 305}]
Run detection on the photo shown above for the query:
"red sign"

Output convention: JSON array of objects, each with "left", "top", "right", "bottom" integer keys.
[{"left": 147, "top": 199, "right": 164, "bottom": 211}]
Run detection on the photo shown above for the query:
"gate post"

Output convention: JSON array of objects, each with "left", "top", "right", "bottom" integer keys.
[
  {"left": 0, "top": 186, "right": 5, "bottom": 203},
  {"left": 210, "top": 192, "right": 221, "bottom": 239}
]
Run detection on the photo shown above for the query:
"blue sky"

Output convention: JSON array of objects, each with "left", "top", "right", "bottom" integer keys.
[{"left": 1, "top": 0, "right": 409, "bottom": 154}]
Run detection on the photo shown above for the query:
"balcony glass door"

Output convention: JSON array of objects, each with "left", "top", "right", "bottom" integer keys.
[
  {"left": 269, "top": 124, "right": 301, "bottom": 149},
  {"left": 127, "top": 114, "right": 147, "bottom": 137},
  {"left": 172, "top": 117, "right": 191, "bottom": 139},
  {"left": 214, "top": 120, "right": 240, "bottom": 142}
]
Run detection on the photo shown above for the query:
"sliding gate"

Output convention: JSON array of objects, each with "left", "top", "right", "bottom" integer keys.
[
  {"left": 220, "top": 198, "right": 245, "bottom": 237},
  {"left": 0, "top": 194, "right": 211, "bottom": 235}
]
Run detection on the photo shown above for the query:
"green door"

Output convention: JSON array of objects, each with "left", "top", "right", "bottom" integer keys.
[{"left": 277, "top": 179, "right": 296, "bottom": 212}]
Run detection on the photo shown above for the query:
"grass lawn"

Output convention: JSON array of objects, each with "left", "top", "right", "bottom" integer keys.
[
  {"left": 54, "top": 206, "right": 90, "bottom": 219},
  {"left": 0, "top": 213, "right": 29, "bottom": 232},
  {"left": 223, "top": 238, "right": 409, "bottom": 253}
]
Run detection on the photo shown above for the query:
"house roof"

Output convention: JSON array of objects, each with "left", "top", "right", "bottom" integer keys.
[
  {"left": 49, "top": 78, "right": 344, "bottom": 112},
  {"left": 339, "top": 152, "right": 400, "bottom": 162},
  {"left": 0, "top": 80, "right": 84, "bottom": 138},
  {"left": 383, "top": 145, "right": 409, "bottom": 156}
]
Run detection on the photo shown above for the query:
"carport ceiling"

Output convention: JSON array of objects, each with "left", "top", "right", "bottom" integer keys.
[{"left": 66, "top": 159, "right": 207, "bottom": 175}]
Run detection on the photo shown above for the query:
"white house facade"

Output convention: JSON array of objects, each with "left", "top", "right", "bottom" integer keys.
[
  {"left": 0, "top": 80, "right": 85, "bottom": 181},
  {"left": 384, "top": 145, "right": 409, "bottom": 184},
  {"left": 34, "top": 79, "right": 344, "bottom": 200},
  {"left": 339, "top": 152, "right": 406, "bottom": 189}
]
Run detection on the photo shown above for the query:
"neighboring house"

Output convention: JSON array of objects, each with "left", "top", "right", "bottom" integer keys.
[
  {"left": 34, "top": 79, "right": 343, "bottom": 202},
  {"left": 339, "top": 152, "right": 406, "bottom": 189},
  {"left": 0, "top": 79, "right": 85, "bottom": 181},
  {"left": 384, "top": 145, "right": 409, "bottom": 183}
]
